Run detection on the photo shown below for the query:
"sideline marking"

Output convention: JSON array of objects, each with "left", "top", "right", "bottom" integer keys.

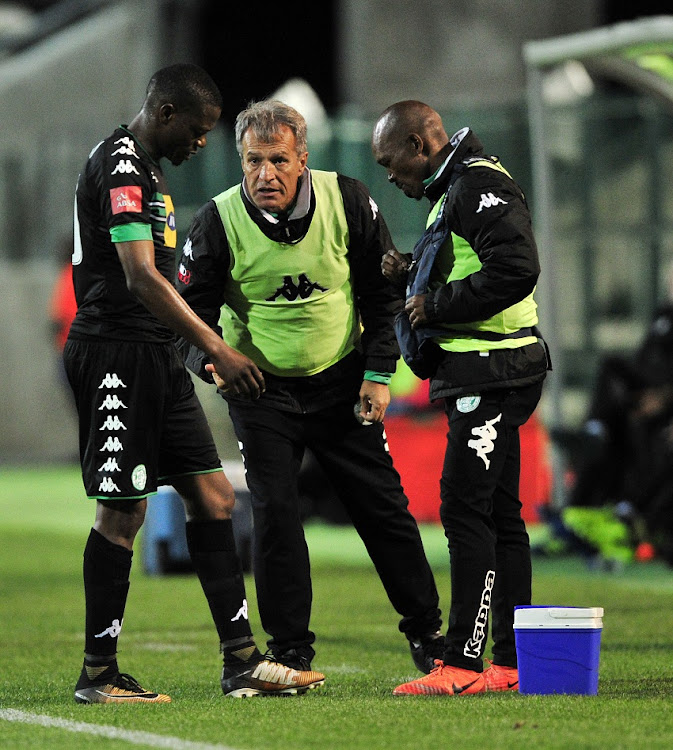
[{"left": 0, "top": 708, "right": 239, "bottom": 750}]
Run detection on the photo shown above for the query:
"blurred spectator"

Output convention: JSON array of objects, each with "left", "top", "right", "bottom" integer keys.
[
  {"left": 549, "top": 304, "right": 673, "bottom": 567},
  {"left": 49, "top": 234, "right": 76, "bottom": 353}
]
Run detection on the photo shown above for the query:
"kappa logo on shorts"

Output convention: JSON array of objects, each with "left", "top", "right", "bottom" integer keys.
[
  {"left": 98, "top": 373, "right": 127, "bottom": 389},
  {"left": 98, "top": 477, "right": 121, "bottom": 493},
  {"left": 467, "top": 413, "right": 502, "bottom": 469},
  {"left": 99, "top": 415, "right": 127, "bottom": 431},
  {"left": 456, "top": 395, "right": 481, "bottom": 413},
  {"left": 99, "top": 457, "right": 121, "bottom": 472},
  {"left": 100, "top": 436, "right": 124, "bottom": 452},
  {"left": 99, "top": 395, "right": 127, "bottom": 410},
  {"left": 131, "top": 464, "right": 147, "bottom": 491}
]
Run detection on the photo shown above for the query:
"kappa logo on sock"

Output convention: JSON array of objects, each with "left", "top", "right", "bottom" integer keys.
[
  {"left": 467, "top": 413, "right": 502, "bottom": 469},
  {"left": 231, "top": 599, "right": 248, "bottom": 622},
  {"left": 94, "top": 618, "right": 123, "bottom": 639}
]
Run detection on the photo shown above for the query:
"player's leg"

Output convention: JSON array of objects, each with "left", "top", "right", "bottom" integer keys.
[
  {"left": 436, "top": 393, "right": 511, "bottom": 674},
  {"left": 226, "top": 400, "right": 317, "bottom": 671},
  {"left": 393, "top": 393, "right": 511, "bottom": 696},
  {"left": 64, "top": 339, "right": 172, "bottom": 703},
  {"left": 307, "top": 399, "right": 443, "bottom": 673},
  {"left": 171, "top": 470, "right": 259, "bottom": 661},
  {"left": 161, "top": 355, "right": 323, "bottom": 696},
  {"left": 486, "top": 382, "right": 543, "bottom": 691}
]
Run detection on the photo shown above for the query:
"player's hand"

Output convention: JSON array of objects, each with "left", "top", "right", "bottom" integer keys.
[
  {"left": 405, "top": 294, "right": 428, "bottom": 329},
  {"left": 381, "top": 249, "right": 411, "bottom": 285},
  {"left": 357, "top": 381, "right": 390, "bottom": 423},
  {"left": 206, "top": 347, "right": 265, "bottom": 399}
]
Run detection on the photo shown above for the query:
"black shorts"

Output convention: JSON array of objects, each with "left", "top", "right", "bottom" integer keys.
[{"left": 63, "top": 339, "right": 221, "bottom": 500}]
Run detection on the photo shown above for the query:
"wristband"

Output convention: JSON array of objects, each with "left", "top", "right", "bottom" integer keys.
[{"left": 363, "top": 370, "right": 392, "bottom": 385}]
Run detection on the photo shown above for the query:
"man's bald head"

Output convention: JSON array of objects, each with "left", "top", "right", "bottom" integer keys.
[
  {"left": 372, "top": 100, "right": 446, "bottom": 153},
  {"left": 372, "top": 101, "right": 450, "bottom": 200}
]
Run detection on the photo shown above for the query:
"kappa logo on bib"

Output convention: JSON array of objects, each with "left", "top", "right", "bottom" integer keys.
[{"left": 456, "top": 395, "right": 481, "bottom": 413}]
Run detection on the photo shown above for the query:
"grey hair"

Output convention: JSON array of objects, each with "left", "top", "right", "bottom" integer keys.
[{"left": 234, "top": 100, "right": 308, "bottom": 156}]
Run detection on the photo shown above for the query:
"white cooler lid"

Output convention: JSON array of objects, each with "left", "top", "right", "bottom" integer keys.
[{"left": 514, "top": 606, "right": 604, "bottom": 629}]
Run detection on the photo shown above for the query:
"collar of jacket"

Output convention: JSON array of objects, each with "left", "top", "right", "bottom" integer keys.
[
  {"left": 239, "top": 168, "right": 317, "bottom": 245},
  {"left": 423, "top": 128, "right": 485, "bottom": 205}
]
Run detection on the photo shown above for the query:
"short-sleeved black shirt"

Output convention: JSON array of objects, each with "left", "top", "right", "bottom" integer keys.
[{"left": 69, "top": 126, "right": 177, "bottom": 342}]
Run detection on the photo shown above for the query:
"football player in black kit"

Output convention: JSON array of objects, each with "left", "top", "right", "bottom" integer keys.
[{"left": 64, "top": 64, "right": 324, "bottom": 703}]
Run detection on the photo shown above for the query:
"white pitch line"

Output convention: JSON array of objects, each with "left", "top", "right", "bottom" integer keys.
[{"left": 0, "top": 708, "right": 240, "bottom": 750}]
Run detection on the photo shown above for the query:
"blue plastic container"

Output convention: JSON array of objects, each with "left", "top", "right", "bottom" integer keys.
[{"left": 514, "top": 606, "right": 604, "bottom": 695}]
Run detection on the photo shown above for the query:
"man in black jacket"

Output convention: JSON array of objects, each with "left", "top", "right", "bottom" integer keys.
[
  {"left": 372, "top": 100, "right": 549, "bottom": 696},
  {"left": 176, "top": 99, "right": 443, "bottom": 677}
]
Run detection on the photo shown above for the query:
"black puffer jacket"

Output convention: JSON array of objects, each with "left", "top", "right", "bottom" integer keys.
[{"left": 419, "top": 129, "right": 549, "bottom": 399}]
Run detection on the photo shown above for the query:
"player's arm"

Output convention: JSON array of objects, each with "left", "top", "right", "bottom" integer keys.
[
  {"left": 116, "top": 239, "right": 264, "bottom": 398},
  {"left": 174, "top": 201, "right": 231, "bottom": 382}
]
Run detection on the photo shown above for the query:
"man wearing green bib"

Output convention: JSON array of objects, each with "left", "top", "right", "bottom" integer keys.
[
  {"left": 176, "top": 100, "right": 443, "bottom": 679},
  {"left": 372, "top": 101, "right": 550, "bottom": 697}
]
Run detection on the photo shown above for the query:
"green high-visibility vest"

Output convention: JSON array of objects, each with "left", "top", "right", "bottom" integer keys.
[
  {"left": 428, "top": 158, "right": 539, "bottom": 353},
  {"left": 213, "top": 170, "right": 359, "bottom": 376}
]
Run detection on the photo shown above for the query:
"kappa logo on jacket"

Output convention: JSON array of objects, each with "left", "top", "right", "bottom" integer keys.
[
  {"left": 182, "top": 237, "right": 194, "bottom": 261},
  {"left": 266, "top": 273, "right": 328, "bottom": 302},
  {"left": 476, "top": 192, "right": 508, "bottom": 213}
]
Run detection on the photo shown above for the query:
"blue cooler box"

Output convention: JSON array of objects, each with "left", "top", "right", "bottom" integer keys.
[{"left": 514, "top": 606, "right": 604, "bottom": 695}]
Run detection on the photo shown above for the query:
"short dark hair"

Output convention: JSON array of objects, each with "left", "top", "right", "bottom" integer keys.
[
  {"left": 234, "top": 100, "right": 307, "bottom": 156},
  {"left": 145, "top": 63, "right": 223, "bottom": 115}
]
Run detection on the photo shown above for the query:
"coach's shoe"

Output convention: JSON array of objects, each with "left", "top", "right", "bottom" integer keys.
[
  {"left": 483, "top": 660, "right": 519, "bottom": 692},
  {"left": 393, "top": 661, "right": 485, "bottom": 696},
  {"left": 408, "top": 630, "right": 445, "bottom": 674},
  {"left": 221, "top": 657, "right": 325, "bottom": 698},
  {"left": 273, "top": 648, "right": 315, "bottom": 672},
  {"left": 74, "top": 663, "right": 171, "bottom": 704}
]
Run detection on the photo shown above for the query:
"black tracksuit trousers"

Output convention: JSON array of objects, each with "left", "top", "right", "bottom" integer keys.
[
  {"left": 439, "top": 381, "right": 543, "bottom": 671},
  {"left": 227, "top": 398, "right": 442, "bottom": 662}
]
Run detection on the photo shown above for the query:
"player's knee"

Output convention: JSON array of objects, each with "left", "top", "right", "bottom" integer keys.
[{"left": 178, "top": 472, "right": 236, "bottom": 521}]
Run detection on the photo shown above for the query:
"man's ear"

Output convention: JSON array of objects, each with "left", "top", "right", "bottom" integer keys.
[
  {"left": 408, "top": 133, "right": 424, "bottom": 155},
  {"left": 158, "top": 103, "right": 175, "bottom": 125}
]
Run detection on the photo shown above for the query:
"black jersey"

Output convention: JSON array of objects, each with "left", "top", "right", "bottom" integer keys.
[{"left": 69, "top": 126, "right": 177, "bottom": 343}]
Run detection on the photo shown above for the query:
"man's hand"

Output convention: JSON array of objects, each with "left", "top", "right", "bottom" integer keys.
[
  {"left": 381, "top": 249, "right": 411, "bottom": 285},
  {"left": 357, "top": 381, "right": 391, "bottom": 423},
  {"left": 206, "top": 345, "right": 265, "bottom": 399},
  {"left": 405, "top": 294, "right": 428, "bottom": 329}
]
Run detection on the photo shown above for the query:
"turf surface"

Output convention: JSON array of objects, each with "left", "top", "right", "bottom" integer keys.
[{"left": 1, "top": 465, "right": 673, "bottom": 749}]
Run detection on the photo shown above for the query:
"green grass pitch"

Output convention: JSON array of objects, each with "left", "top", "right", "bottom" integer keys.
[{"left": 1, "top": 465, "right": 673, "bottom": 749}]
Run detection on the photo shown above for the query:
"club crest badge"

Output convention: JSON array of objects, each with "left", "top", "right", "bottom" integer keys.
[
  {"left": 456, "top": 395, "right": 481, "bottom": 413},
  {"left": 131, "top": 464, "right": 147, "bottom": 491}
]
